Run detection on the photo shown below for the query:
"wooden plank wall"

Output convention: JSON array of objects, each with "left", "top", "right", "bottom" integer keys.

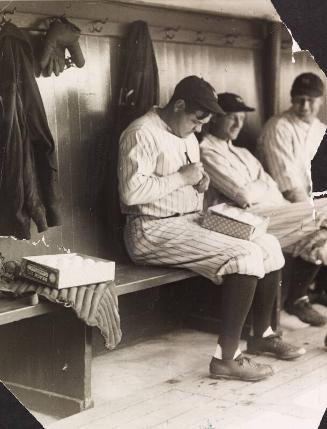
[
  {"left": 0, "top": 34, "right": 117, "bottom": 260},
  {"left": 155, "top": 41, "right": 265, "bottom": 152},
  {"left": 0, "top": 1, "right": 324, "bottom": 264}
]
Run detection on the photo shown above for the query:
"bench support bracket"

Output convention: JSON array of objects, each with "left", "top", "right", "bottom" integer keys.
[{"left": 0, "top": 308, "right": 93, "bottom": 418}]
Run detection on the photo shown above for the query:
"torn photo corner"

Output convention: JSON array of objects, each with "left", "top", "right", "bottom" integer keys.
[{"left": 0, "top": 381, "right": 45, "bottom": 429}]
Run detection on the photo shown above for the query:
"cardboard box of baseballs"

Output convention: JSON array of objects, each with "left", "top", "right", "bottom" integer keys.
[
  {"left": 202, "top": 204, "right": 269, "bottom": 241},
  {"left": 20, "top": 253, "right": 115, "bottom": 289}
]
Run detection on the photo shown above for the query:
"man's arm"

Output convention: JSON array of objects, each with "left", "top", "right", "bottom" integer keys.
[
  {"left": 258, "top": 120, "right": 309, "bottom": 202},
  {"left": 282, "top": 188, "right": 310, "bottom": 203},
  {"left": 118, "top": 130, "right": 202, "bottom": 205},
  {"left": 201, "top": 147, "right": 278, "bottom": 207}
]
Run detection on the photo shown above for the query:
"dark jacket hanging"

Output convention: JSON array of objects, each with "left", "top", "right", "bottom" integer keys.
[
  {"left": 0, "top": 23, "right": 61, "bottom": 239},
  {"left": 116, "top": 20, "right": 160, "bottom": 132},
  {"left": 106, "top": 20, "right": 160, "bottom": 261}
]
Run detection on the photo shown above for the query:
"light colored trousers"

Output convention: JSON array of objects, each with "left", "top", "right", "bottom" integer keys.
[
  {"left": 249, "top": 198, "right": 327, "bottom": 264},
  {"left": 124, "top": 213, "right": 284, "bottom": 285}
]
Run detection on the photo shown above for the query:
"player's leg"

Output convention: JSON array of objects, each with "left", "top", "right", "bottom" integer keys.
[
  {"left": 284, "top": 257, "right": 326, "bottom": 326},
  {"left": 247, "top": 269, "right": 306, "bottom": 359},
  {"left": 210, "top": 273, "right": 273, "bottom": 381},
  {"left": 124, "top": 214, "right": 283, "bottom": 283}
]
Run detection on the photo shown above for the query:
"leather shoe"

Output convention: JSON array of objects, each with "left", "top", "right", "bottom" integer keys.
[
  {"left": 247, "top": 334, "right": 306, "bottom": 360},
  {"left": 285, "top": 297, "right": 326, "bottom": 326},
  {"left": 209, "top": 355, "right": 273, "bottom": 382},
  {"left": 309, "top": 290, "right": 327, "bottom": 307}
]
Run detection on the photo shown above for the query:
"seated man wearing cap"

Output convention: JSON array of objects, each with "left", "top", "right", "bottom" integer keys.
[
  {"left": 258, "top": 72, "right": 327, "bottom": 314},
  {"left": 258, "top": 72, "right": 326, "bottom": 203},
  {"left": 118, "top": 75, "right": 302, "bottom": 383},
  {"left": 200, "top": 92, "right": 327, "bottom": 327}
]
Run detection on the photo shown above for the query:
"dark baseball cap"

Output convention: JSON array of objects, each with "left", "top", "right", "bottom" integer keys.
[
  {"left": 172, "top": 76, "right": 225, "bottom": 115},
  {"left": 291, "top": 73, "right": 324, "bottom": 98},
  {"left": 217, "top": 92, "right": 255, "bottom": 113}
]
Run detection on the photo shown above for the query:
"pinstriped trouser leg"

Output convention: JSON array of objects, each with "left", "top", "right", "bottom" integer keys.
[
  {"left": 124, "top": 214, "right": 284, "bottom": 285},
  {"left": 250, "top": 199, "right": 327, "bottom": 264}
]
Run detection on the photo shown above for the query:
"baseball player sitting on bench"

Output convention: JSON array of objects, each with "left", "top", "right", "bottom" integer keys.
[
  {"left": 258, "top": 72, "right": 327, "bottom": 311},
  {"left": 200, "top": 92, "right": 327, "bottom": 328},
  {"left": 118, "top": 76, "right": 303, "bottom": 383}
]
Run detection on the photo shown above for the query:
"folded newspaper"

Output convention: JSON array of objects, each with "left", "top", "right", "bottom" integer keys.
[{"left": 202, "top": 204, "right": 269, "bottom": 241}]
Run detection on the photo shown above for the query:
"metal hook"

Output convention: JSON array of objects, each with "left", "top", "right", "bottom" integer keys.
[
  {"left": 195, "top": 31, "right": 206, "bottom": 43},
  {"left": 89, "top": 18, "right": 108, "bottom": 33},
  {"left": 225, "top": 33, "right": 239, "bottom": 46},
  {"left": 0, "top": 6, "right": 16, "bottom": 25},
  {"left": 65, "top": 57, "right": 76, "bottom": 69},
  {"left": 48, "top": 14, "right": 67, "bottom": 24},
  {"left": 163, "top": 26, "right": 180, "bottom": 40}
]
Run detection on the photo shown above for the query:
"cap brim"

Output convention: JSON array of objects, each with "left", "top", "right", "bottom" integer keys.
[
  {"left": 225, "top": 104, "right": 255, "bottom": 113},
  {"left": 242, "top": 106, "right": 255, "bottom": 112},
  {"left": 200, "top": 100, "right": 226, "bottom": 116},
  {"left": 292, "top": 89, "right": 323, "bottom": 98}
]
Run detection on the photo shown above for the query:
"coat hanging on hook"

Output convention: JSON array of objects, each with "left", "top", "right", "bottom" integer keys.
[
  {"left": 0, "top": 22, "right": 62, "bottom": 239},
  {"left": 117, "top": 20, "right": 159, "bottom": 130}
]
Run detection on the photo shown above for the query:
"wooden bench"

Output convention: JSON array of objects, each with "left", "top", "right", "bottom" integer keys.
[
  {"left": 115, "top": 263, "right": 197, "bottom": 295},
  {"left": 0, "top": 264, "right": 197, "bottom": 418},
  {"left": 0, "top": 263, "right": 281, "bottom": 418}
]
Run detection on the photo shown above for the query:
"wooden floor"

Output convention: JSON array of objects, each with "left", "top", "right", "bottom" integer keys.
[{"left": 32, "top": 306, "right": 327, "bottom": 429}]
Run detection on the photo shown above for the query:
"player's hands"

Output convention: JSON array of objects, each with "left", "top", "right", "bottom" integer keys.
[
  {"left": 179, "top": 163, "right": 204, "bottom": 186},
  {"left": 194, "top": 171, "right": 210, "bottom": 193},
  {"left": 283, "top": 188, "right": 311, "bottom": 203}
]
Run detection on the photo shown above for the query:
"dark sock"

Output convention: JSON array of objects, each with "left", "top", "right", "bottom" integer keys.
[
  {"left": 252, "top": 270, "right": 281, "bottom": 337},
  {"left": 287, "top": 257, "right": 321, "bottom": 305},
  {"left": 218, "top": 274, "right": 257, "bottom": 359}
]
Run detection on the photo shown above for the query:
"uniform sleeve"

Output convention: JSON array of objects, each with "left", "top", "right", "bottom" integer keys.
[
  {"left": 256, "top": 157, "right": 281, "bottom": 190},
  {"left": 258, "top": 120, "right": 303, "bottom": 193},
  {"left": 255, "top": 159, "right": 287, "bottom": 205},
  {"left": 118, "top": 129, "right": 185, "bottom": 206},
  {"left": 201, "top": 146, "right": 252, "bottom": 207},
  {"left": 201, "top": 145, "right": 286, "bottom": 207}
]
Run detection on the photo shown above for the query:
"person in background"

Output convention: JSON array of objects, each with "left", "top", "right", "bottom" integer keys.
[
  {"left": 258, "top": 72, "right": 326, "bottom": 203},
  {"left": 200, "top": 92, "right": 327, "bottom": 327},
  {"left": 118, "top": 76, "right": 303, "bottom": 383},
  {"left": 258, "top": 72, "right": 327, "bottom": 312}
]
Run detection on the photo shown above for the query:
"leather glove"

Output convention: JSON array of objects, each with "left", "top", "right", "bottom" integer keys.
[{"left": 40, "top": 17, "right": 85, "bottom": 77}]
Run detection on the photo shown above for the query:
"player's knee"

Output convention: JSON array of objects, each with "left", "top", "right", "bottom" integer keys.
[
  {"left": 245, "top": 241, "right": 264, "bottom": 260},
  {"left": 261, "top": 234, "right": 285, "bottom": 270}
]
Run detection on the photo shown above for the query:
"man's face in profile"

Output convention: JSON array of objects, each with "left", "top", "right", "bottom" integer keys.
[{"left": 173, "top": 100, "right": 212, "bottom": 138}]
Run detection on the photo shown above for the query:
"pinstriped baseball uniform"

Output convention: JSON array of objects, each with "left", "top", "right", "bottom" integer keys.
[
  {"left": 257, "top": 110, "right": 326, "bottom": 196},
  {"left": 200, "top": 134, "right": 285, "bottom": 210},
  {"left": 200, "top": 133, "right": 327, "bottom": 264},
  {"left": 118, "top": 108, "right": 284, "bottom": 285}
]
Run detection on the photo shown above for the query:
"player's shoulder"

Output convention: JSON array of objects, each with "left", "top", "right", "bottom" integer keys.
[
  {"left": 200, "top": 134, "right": 213, "bottom": 151},
  {"left": 200, "top": 134, "right": 223, "bottom": 153},
  {"left": 315, "top": 117, "right": 327, "bottom": 131},
  {"left": 265, "top": 111, "right": 292, "bottom": 128},
  {"left": 261, "top": 111, "right": 295, "bottom": 137},
  {"left": 120, "top": 109, "right": 160, "bottom": 141}
]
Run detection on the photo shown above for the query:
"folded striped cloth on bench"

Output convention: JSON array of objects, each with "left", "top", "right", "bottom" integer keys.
[{"left": 0, "top": 259, "right": 122, "bottom": 349}]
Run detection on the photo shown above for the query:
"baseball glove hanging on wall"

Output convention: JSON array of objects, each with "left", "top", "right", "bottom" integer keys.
[{"left": 40, "top": 16, "right": 85, "bottom": 77}]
